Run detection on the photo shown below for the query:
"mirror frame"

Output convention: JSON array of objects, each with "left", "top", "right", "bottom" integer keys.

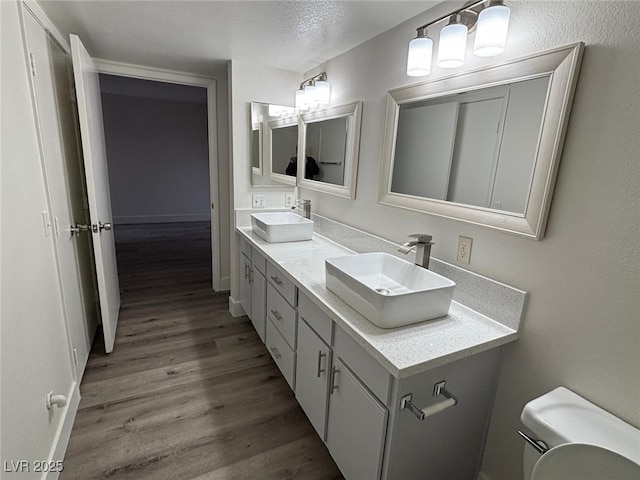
[
  {"left": 266, "top": 115, "right": 298, "bottom": 186},
  {"left": 378, "top": 43, "right": 584, "bottom": 240},
  {"left": 251, "top": 121, "right": 263, "bottom": 176},
  {"left": 298, "top": 101, "right": 363, "bottom": 199}
]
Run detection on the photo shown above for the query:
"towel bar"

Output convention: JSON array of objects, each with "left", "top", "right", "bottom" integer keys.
[{"left": 400, "top": 381, "right": 458, "bottom": 421}]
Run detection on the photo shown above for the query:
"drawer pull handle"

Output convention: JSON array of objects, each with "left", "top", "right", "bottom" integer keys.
[
  {"left": 330, "top": 366, "right": 339, "bottom": 394},
  {"left": 316, "top": 351, "right": 326, "bottom": 378},
  {"left": 270, "top": 347, "right": 281, "bottom": 360},
  {"left": 270, "top": 275, "right": 283, "bottom": 286},
  {"left": 270, "top": 309, "right": 283, "bottom": 321}
]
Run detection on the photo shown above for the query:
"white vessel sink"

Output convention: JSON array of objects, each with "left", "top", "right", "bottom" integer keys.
[
  {"left": 325, "top": 252, "right": 455, "bottom": 329},
  {"left": 251, "top": 212, "right": 314, "bottom": 243}
]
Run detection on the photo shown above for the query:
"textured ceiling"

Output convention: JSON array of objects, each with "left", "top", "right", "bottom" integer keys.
[{"left": 37, "top": 0, "right": 442, "bottom": 77}]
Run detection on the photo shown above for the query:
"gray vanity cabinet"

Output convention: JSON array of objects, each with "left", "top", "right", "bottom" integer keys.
[
  {"left": 294, "top": 319, "right": 331, "bottom": 439},
  {"left": 239, "top": 237, "right": 267, "bottom": 342},
  {"left": 297, "top": 293, "right": 389, "bottom": 480},
  {"left": 265, "top": 262, "right": 298, "bottom": 390},
  {"left": 327, "top": 358, "right": 388, "bottom": 480}
]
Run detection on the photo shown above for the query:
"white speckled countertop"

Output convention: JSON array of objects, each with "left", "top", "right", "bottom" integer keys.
[{"left": 237, "top": 216, "right": 524, "bottom": 378}]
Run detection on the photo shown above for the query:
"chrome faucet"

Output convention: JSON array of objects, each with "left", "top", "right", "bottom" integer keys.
[
  {"left": 291, "top": 199, "right": 311, "bottom": 219},
  {"left": 398, "top": 234, "right": 434, "bottom": 269}
]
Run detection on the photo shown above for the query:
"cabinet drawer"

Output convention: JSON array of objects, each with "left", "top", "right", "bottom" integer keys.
[
  {"left": 240, "top": 236, "right": 252, "bottom": 259},
  {"left": 298, "top": 293, "right": 333, "bottom": 345},
  {"left": 266, "top": 262, "right": 296, "bottom": 306},
  {"left": 267, "top": 283, "right": 297, "bottom": 348},
  {"left": 334, "top": 327, "right": 392, "bottom": 404},
  {"left": 266, "top": 319, "right": 296, "bottom": 390},
  {"left": 252, "top": 247, "right": 267, "bottom": 275}
]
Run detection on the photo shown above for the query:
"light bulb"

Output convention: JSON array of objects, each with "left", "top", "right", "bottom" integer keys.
[
  {"left": 474, "top": 4, "right": 510, "bottom": 57},
  {"left": 304, "top": 84, "right": 317, "bottom": 108},
  {"left": 407, "top": 33, "right": 433, "bottom": 77},
  {"left": 315, "top": 80, "right": 331, "bottom": 105},
  {"left": 295, "top": 88, "right": 308, "bottom": 111},
  {"left": 437, "top": 20, "right": 468, "bottom": 68}
]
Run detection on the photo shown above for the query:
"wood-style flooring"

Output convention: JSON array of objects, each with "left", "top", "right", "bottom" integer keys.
[{"left": 61, "top": 222, "right": 343, "bottom": 480}]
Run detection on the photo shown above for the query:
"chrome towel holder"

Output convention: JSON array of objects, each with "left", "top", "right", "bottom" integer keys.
[{"left": 400, "top": 381, "right": 458, "bottom": 421}]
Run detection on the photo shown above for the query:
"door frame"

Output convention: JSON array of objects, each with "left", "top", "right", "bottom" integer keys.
[{"left": 93, "top": 59, "right": 223, "bottom": 291}]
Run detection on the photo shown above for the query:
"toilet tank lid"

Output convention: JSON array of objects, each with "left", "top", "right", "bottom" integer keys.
[{"left": 521, "top": 387, "right": 640, "bottom": 465}]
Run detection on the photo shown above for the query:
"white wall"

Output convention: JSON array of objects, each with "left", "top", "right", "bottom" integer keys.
[
  {"left": 295, "top": 1, "right": 640, "bottom": 479},
  {"left": 228, "top": 61, "right": 300, "bottom": 302},
  {"left": 101, "top": 91, "right": 210, "bottom": 224}
]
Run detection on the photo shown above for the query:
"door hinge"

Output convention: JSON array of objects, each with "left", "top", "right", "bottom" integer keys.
[
  {"left": 70, "top": 86, "right": 77, "bottom": 104},
  {"left": 72, "top": 348, "right": 79, "bottom": 365},
  {"left": 29, "top": 53, "right": 37, "bottom": 76}
]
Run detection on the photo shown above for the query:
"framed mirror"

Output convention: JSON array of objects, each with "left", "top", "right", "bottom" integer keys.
[
  {"left": 267, "top": 115, "right": 298, "bottom": 186},
  {"left": 379, "top": 43, "right": 584, "bottom": 239},
  {"left": 251, "top": 121, "right": 263, "bottom": 175},
  {"left": 298, "top": 101, "right": 363, "bottom": 199},
  {"left": 250, "top": 102, "right": 297, "bottom": 186}
]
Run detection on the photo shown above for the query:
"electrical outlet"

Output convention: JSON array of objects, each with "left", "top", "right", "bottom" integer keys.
[
  {"left": 457, "top": 236, "right": 473, "bottom": 264},
  {"left": 285, "top": 193, "right": 295, "bottom": 207},
  {"left": 252, "top": 194, "right": 266, "bottom": 208}
]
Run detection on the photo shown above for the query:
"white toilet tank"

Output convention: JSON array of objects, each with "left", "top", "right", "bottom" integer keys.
[{"left": 520, "top": 387, "right": 640, "bottom": 480}]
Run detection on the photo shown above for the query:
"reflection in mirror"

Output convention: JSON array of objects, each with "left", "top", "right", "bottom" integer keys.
[
  {"left": 250, "top": 102, "right": 296, "bottom": 186},
  {"left": 267, "top": 116, "right": 297, "bottom": 185},
  {"left": 298, "top": 101, "right": 363, "bottom": 199},
  {"left": 271, "top": 124, "right": 298, "bottom": 175},
  {"left": 251, "top": 122, "right": 262, "bottom": 173},
  {"left": 391, "top": 76, "right": 549, "bottom": 214},
  {"left": 306, "top": 117, "right": 347, "bottom": 185},
  {"left": 379, "top": 43, "right": 584, "bottom": 239}
]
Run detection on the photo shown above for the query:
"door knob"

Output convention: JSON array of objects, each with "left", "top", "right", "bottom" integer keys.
[
  {"left": 93, "top": 222, "right": 112, "bottom": 233},
  {"left": 70, "top": 223, "right": 90, "bottom": 236}
]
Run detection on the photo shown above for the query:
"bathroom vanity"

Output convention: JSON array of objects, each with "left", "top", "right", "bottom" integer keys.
[{"left": 236, "top": 213, "right": 525, "bottom": 480}]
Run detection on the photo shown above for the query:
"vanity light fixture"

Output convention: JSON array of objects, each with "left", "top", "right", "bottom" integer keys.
[
  {"left": 295, "top": 72, "right": 330, "bottom": 111},
  {"left": 473, "top": 2, "right": 511, "bottom": 56},
  {"left": 437, "top": 14, "right": 469, "bottom": 68},
  {"left": 406, "top": 0, "right": 510, "bottom": 77},
  {"left": 407, "top": 27, "right": 433, "bottom": 76}
]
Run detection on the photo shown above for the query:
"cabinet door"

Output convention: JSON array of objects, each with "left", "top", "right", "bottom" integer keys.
[
  {"left": 327, "top": 358, "right": 388, "bottom": 480},
  {"left": 250, "top": 268, "right": 266, "bottom": 342},
  {"left": 240, "top": 253, "right": 252, "bottom": 319},
  {"left": 295, "top": 320, "right": 331, "bottom": 440}
]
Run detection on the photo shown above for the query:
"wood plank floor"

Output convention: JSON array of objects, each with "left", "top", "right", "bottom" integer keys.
[{"left": 61, "top": 222, "right": 343, "bottom": 480}]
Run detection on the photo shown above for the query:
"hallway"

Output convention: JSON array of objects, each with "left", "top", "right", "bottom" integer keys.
[{"left": 61, "top": 222, "right": 342, "bottom": 479}]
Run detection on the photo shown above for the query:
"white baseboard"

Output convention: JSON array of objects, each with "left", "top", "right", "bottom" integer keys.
[
  {"left": 46, "top": 382, "right": 80, "bottom": 480},
  {"left": 228, "top": 296, "right": 246, "bottom": 317},
  {"left": 113, "top": 214, "right": 210, "bottom": 224},
  {"left": 477, "top": 471, "right": 492, "bottom": 480},
  {"left": 217, "top": 275, "right": 230, "bottom": 292}
]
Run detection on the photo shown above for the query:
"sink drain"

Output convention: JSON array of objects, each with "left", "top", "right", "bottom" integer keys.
[{"left": 375, "top": 288, "right": 391, "bottom": 296}]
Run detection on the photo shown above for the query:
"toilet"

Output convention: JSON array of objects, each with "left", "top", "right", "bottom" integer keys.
[{"left": 519, "top": 386, "right": 640, "bottom": 480}]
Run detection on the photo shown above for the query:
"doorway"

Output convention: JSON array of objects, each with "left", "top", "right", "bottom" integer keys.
[{"left": 94, "top": 65, "right": 222, "bottom": 292}]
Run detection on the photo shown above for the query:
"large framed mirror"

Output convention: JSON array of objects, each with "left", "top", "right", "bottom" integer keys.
[
  {"left": 250, "top": 102, "right": 297, "bottom": 186},
  {"left": 298, "top": 101, "right": 363, "bottom": 199},
  {"left": 267, "top": 115, "right": 298, "bottom": 186},
  {"left": 379, "top": 43, "right": 584, "bottom": 239}
]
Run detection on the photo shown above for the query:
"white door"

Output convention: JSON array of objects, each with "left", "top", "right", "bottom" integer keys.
[
  {"left": 70, "top": 34, "right": 121, "bottom": 353},
  {"left": 24, "top": 10, "right": 98, "bottom": 377}
]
